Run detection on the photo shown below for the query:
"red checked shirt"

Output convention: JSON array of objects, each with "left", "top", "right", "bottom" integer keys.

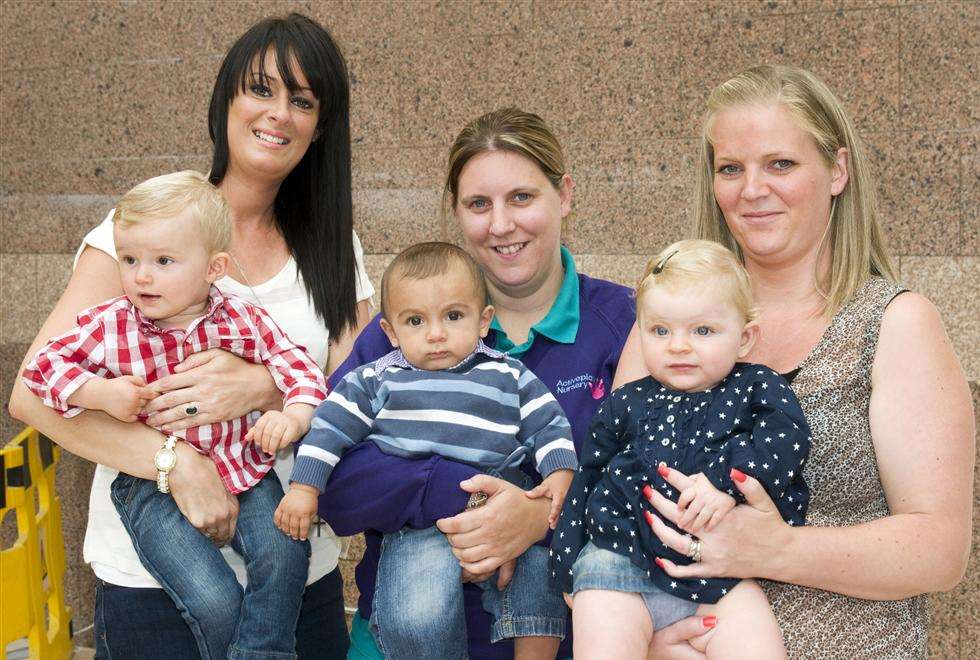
[{"left": 22, "top": 286, "right": 328, "bottom": 494}]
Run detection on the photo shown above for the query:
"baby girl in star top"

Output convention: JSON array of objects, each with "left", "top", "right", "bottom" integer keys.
[{"left": 551, "top": 240, "right": 811, "bottom": 659}]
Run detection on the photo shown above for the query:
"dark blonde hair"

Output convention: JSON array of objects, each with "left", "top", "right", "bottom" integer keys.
[
  {"left": 113, "top": 170, "right": 230, "bottom": 253},
  {"left": 444, "top": 108, "right": 567, "bottom": 214},
  {"left": 380, "top": 242, "right": 488, "bottom": 320},
  {"left": 637, "top": 240, "right": 757, "bottom": 322},
  {"left": 692, "top": 64, "right": 896, "bottom": 316}
]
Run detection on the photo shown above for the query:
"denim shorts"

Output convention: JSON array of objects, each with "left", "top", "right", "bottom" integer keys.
[{"left": 571, "top": 542, "right": 698, "bottom": 630}]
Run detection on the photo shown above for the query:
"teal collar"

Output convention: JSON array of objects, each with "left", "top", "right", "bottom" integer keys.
[{"left": 490, "top": 246, "right": 580, "bottom": 357}]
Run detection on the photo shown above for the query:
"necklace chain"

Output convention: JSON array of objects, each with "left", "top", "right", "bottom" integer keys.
[{"left": 228, "top": 252, "right": 263, "bottom": 307}]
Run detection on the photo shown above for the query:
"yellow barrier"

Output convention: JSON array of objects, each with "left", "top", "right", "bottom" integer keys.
[{"left": 1, "top": 427, "right": 73, "bottom": 659}]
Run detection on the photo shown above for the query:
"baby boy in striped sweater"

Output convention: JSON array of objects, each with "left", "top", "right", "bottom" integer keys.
[{"left": 275, "top": 242, "right": 576, "bottom": 659}]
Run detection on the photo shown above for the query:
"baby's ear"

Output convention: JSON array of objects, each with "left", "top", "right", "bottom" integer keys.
[
  {"left": 479, "top": 304, "right": 495, "bottom": 338},
  {"left": 379, "top": 317, "right": 400, "bottom": 348},
  {"left": 737, "top": 321, "right": 759, "bottom": 359},
  {"left": 207, "top": 252, "right": 230, "bottom": 283}
]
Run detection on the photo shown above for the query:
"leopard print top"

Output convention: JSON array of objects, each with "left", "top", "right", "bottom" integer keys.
[{"left": 762, "top": 277, "right": 928, "bottom": 659}]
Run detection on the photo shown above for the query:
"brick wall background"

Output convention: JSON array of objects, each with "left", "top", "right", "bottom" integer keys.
[{"left": 1, "top": 0, "right": 976, "bottom": 655}]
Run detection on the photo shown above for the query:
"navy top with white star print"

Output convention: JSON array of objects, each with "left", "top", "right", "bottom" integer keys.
[{"left": 550, "top": 364, "right": 811, "bottom": 604}]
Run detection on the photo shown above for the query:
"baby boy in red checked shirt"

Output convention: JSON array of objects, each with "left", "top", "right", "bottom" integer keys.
[{"left": 22, "top": 170, "right": 326, "bottom": 659}]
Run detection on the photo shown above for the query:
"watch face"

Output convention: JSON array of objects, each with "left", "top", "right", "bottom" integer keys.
[{"left": 155, "top": 450, "right": 176, "bottom": 471}]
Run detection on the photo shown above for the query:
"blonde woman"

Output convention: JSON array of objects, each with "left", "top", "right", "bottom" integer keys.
[{"left": 617, "top": 64, "right": 973, "bottom": 658}]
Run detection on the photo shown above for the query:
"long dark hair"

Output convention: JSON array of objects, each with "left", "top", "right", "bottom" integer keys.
[{"left": 207, "top": 13, "right": 357, "bottom": 338}]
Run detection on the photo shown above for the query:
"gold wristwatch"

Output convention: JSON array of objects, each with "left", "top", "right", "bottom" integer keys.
[{"left": 154, "top": 435, "right": 179, "bottom": 493}]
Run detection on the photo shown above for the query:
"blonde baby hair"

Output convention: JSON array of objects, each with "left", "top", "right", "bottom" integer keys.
[
  {"left": 637, "top": 240, "right": 757, "bottom": 322},
  {"left": 113, "top": 170, "right": 231, "bottom": 253}
]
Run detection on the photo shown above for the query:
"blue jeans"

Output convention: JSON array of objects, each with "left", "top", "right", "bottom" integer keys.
[
  {"left": 93, "top": 567, "right": 349, "bottom": 660},
  {"left": 370, "top": 525, "right": 565, "bottom": 659},
  {"left": 110, "top": 473, "right": 310, "bottom": 660},
  {"left": 572, "top": 542, "right": 698, "bottom": 631}
]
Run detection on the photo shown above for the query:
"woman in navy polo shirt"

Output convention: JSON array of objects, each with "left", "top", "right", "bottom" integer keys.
[{"left": 320, "top": 108, "right": 637, "bottom": 659}]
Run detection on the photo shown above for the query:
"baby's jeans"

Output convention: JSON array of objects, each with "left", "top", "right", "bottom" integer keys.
[
  {"left": 572, "top": 542, "right": 698, "bottom": 630},
  {"left": 110, "top": 471, "right": 310, "bottom": 660},
  {"left": 370, "top": 525, "right": 565, "bottom": 660},
  {"left": 370, "top": 448, "right": 565, "bottom": 659}
]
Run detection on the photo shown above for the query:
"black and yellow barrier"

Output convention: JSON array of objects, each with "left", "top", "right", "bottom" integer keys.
[{"left": 1, "top": 427, "right": 73, "bottom": 659}]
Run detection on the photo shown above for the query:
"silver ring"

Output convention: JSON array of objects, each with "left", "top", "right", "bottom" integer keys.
[{"left": 184, "top": 405, "right": 199, "bottom": 416}]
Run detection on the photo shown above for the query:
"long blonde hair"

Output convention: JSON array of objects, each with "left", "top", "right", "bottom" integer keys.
[{"left": 692, "top": 64, "right": 896, "bottom": 316}]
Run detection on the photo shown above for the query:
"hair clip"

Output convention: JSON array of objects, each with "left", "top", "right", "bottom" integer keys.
[{"left": 652, "top": 250, "right": 679, "bottom": 274}]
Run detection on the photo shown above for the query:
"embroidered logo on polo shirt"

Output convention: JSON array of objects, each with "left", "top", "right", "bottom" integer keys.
[
  {"left": 556, "top": 373, "right": 604, "bottom": 398},
  {"left": 589, "top": 378, "right": 606, "bottom": 400}
]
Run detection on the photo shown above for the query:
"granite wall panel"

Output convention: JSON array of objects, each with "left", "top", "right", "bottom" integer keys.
[
  {"left": 2, "top": 58, "right": 219, "bottom": 162},
  {"left": 0, "top": 0, "right": 342, "bottom": 70},
  {"left": 962, "top": 132, "right": 978, "bottom": 255},
  {"left": 401, "top": 32, "right": 537, "bottom": 145},
  {"left": 900, "top": 256, "right": 979, "bottom": 378},
  {"left": 865, "top": 131, "right": 964, "bottom": 256},
  {"left": 629, "top": 15, "right": 789, "bottom": 139},
  {"left": 738, "top": 0, "right": 841, "bottom": 13},
  {"left": 352, "top": 187, "right": 444, "bottom": 253},
  {"left": 0, "top": 342, "right": 31, "bottom": 441},
  {"left": 1, "top": 0, "right": 975, "bottom": 655},
  {"left": 899, "top": 2, "right": 979, "bottom": 131},
  {"left": 783, "top": 6, "right": 901, "bottom": 133},
  {"left": 531, "top": 25, "right": 649, "bottom": 145},
  {"left": 1, "top": 254, "right": 38, "bottom": 344},
  {"left": 345, "top": 38, "right": 406, "bottom": 146},
  {"left": 343, "top": 0, "right": 532, "bottom": 41},
  {"left": 35, "top": 254, "right": 74, "bottom": 325},
  {"left": 351, "top": 145, "right": 445, "bottom": 191},
  {"left": 1, "top": 156, "right": 213, "bottom": 197},
  {"left": 1, "top": 195, "right": 115, "bottom": 254}
]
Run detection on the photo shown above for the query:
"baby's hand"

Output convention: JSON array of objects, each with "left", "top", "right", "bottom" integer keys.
[
  {"left": 525, "top": 469, "right": 574, "bottom": 529},
  {"left": 274, "top": 484, "right": 319, "bottom": 541},
  {"left": 496, "top": 558, "right": 516, "bottom": 589},
  {"left": 100, "top": 376, "right": 158, "bottom": 422},
  {"left": 245, "top": 410, "right": 304, "bottom": 455},
  {"left": 675, "top": 471, "right": 736, "bottom": 534}
]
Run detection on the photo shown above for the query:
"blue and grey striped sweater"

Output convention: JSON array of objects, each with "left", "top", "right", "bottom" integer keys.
[{"left": 290, "top": 342, "right": 578, "bottom": 491}]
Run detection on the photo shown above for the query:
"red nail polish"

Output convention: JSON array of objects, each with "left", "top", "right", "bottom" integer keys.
[
  {"left": 731, "top": 468, "right": 746, "bottom": 483},
  {"left": 654, "top": 557, "right": 665, "bottom": 569},
  {"left": 644, "top": 510, "right": 654, "bottom": 525},
  {"left": 657, "top": 464, "right": 670, "bottom": 478},
  {"left": 642, "top": 484, "right": 653, "bottom": 499},
  {"left": 702, "top": 615, "right": 717, "bottom": 628}
]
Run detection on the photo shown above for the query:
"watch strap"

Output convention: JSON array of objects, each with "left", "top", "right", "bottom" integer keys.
[{"left": 156, "top": 435, "right": 178, "bottom": 494}]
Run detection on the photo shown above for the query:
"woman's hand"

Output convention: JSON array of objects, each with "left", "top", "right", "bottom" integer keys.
[
  {"left": 436, "top": 474, "right": 551, "bottom": 576},
  {"left": 168, "top": 442, "right": 239, "bottom": 545},
  {"left": 644, "top": 467, "right": 790, "bottom": 580},
  {"left": 143, "top": 349, "right": 279, "bottom": 431}
]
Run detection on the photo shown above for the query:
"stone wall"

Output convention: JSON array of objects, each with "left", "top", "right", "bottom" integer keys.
[{"left": 1, "top": 0, "right": 976, "bottom": 655}]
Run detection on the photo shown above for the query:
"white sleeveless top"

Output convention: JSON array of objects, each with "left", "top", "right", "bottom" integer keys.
[{"left": 77, "top": 212, "right": 374, "bottom": 588}]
